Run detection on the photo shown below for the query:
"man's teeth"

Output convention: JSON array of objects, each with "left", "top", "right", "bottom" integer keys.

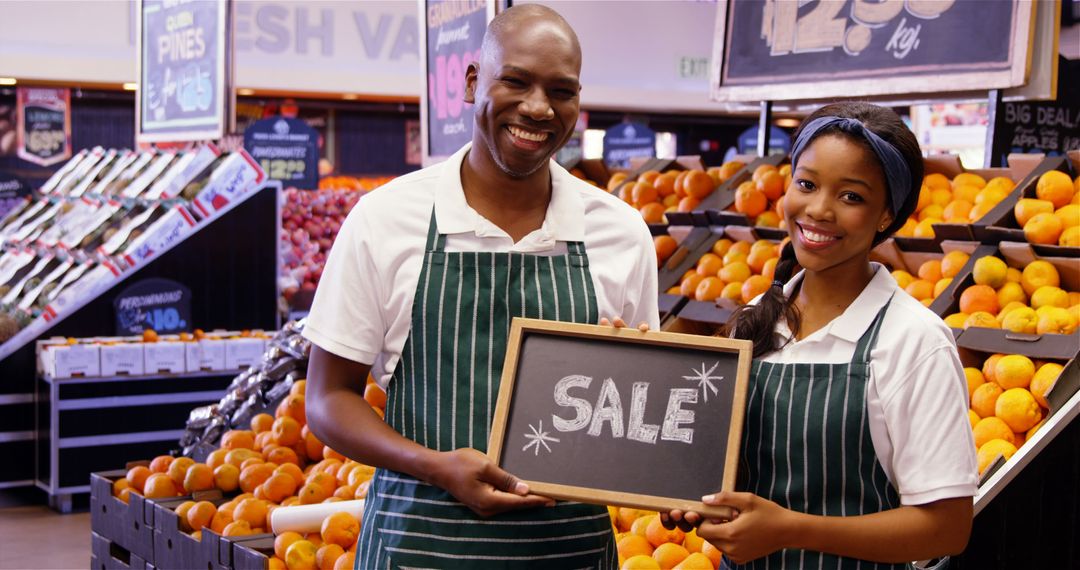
[
  {"left": 508, "top": 126, "right": 548, "bottom": 142},
  {"left": 802, "top": 227, "right": 838, "bottom": 243}
]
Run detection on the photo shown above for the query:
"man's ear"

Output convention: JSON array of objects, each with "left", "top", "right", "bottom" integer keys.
[{"left": 464, "top": 62, "right": 479, "bottom": 104}]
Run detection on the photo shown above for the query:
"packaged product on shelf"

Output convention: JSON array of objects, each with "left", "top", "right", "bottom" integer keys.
[
  {"left": 50, "top": 147, "right": 110, "bottom": 197},
  {"left": 60, "top": 200, "right": 126, "bottom": 250},
  {"left": 68, "top": 148, "right": 120, "bottom": 197},
  {"left": 98, "top": 151, "right": 156, "bottom": 196},
  {"left": 100, "top": 341, "right": 145, "bottom": 376},
  {"left": 0, "top": 194, "right": 34, "bottom": 228},
  {"left": 0, "top": 249, "right": 38, "bottom": 290},
  {"left": 176, "top": 154, "right": 229, "bottom": 201},
  {"left": 144, "top": 143, "right": 221, "bottom": 200},
  {"left": 119, "top": 205, "right": 198, "bottom": 268},
  {"left": 36, "top": 198, "right": 99, "bottom": 248},
  {"left": 189, "top": 150, "right": 265, "bottom": 218},
  {"left": 119, "top": 151, "right": 178, "bottom": 199},
  {"left": 38, "top": 259, "right": 95, "bottom": 308},
  {"left": 144, "top": 338, "right": 187, "bottom": 374},
  {"left": 1, "top": 254, "right": 56, "bottom": 306},
  {"left": 38, "top": 148, "right": 91, "bottom": 195},
  {"left": 0, "top": 200, "right": 49, "bottom": 240},
  {"left": 39, "top": 339, "right": 101, "bottom": 378},
  {"left": 6, "top": 201, "right": 66, "bottom": 244},
  {"left": 86, "top": 150, "right": 140, "bottom": 196},
  {"left": 225, "top": 336, "right": 266, "bottom": 369},
  {"left": 185, "top": 335, "right": 226, "bottom": 372},
  {"left": 96, "top": 204, "right": 164, "bottom": 257},
  {"left": 15, "top": 257, "right": 74, "bottom": 313}
]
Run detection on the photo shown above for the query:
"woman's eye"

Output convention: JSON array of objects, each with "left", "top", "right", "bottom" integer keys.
[
  {"left": 841, "top": 191, "right": 865, "bottom": 203},
  {"left": 795, "top": 179, "right": 815, "bottom": 191}
]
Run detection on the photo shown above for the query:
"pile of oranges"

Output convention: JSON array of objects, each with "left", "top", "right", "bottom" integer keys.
[
  {"left": 610, "top": 507, "right": 721, "bottom": 569},
  {"left": 899, "top": 172, "right": 1016, "bottom": 239},
  {"left": 889, "top": 250, "right": 971, "bottom": 309},
  {"left": 609, "top": 162, "right": 747, "bottom": 225},
  {"left": 728, "top": 163, "right": 791, "bottom": 228},
  {"left": 1013, "top": 170, "right": 1080, "bottom": 246},
  {"left": 967, "top": 353, "right": 1064, "bottom": 475},
  {"left": 941, "top": 256, "right": 1079, "bottom": 335},
  {"left": 670, "top": 237, "right": 784, "bottom": 305},
  {"left": 109, "top": 377, "right": 388, "bottom": 570}
]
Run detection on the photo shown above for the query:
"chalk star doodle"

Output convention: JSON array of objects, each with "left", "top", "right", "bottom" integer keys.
[
  {"left": 683, "top": 362, "right": 723, "bottom": 403},
  {"left": 522, "top": 420, "right": 560, "bottom": 456}
]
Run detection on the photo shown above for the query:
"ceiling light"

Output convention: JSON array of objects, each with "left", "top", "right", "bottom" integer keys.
[
  {"left": 0, "top": 78, "right": 18, "bottom": 86},
  {"left": 237, "top": 88, "right": 255, "bottom": 96},
  {"left": 122, "top": 82, "right": 138, "bottom": 91}
]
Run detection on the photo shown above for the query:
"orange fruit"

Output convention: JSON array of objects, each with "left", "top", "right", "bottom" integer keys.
[
  {"left": 968, "top": 410, "right": 981, "bottom": 429},
  {"left": 273, "top": 416, "right": 302, "bottom": 447},
  {"left": 891, "top": 270, "right": 915, "bottom": 290},
  {"left": 994, "top": 355, "right": 1035, "bottom": 390},
  {"left": 684, "top": 171, "right": 716, "bottom": 200},
  {"left": 321, "top": 511, "right": 360, "bottom": 548},
  {"left": 942, "top": 199, "right": 972, "bottom": 221},
  {"left": 964, "top": 367, "right": 985, "bottom": 400},
  {"left": 952, "top": 172, "right": 986, "bottom": 190},
  {"left": 618, "top": 533, "right": 654, "bottom": 559},
  {"left": 277, "top": 394, "right": 307, "bottom": 425},
  {"left": 1020, "top": 261, "right": 1060, "bottom": 296},
  {"left": 964, "top": 312, "right": 999, "bottom": 329},
  {"left": 632, "top": 181, "right": 660, "bottom": 207},
  {"left": 734, "top": 184, "right": 767, "bottom": 217},
  {"left": 711, "top": 238, "right": 733, "bottom": 257},
  {"left": 752, "top": 164, "right": 777, "bottom": 183},
  {"left": 1014, "top": 198, "right": 1055, "bottom": 226},
  {"left": 143, "top": 473, "right": 179, "bottom": 498},
  {"left": 655, "top": 236, "right": 678, "bottom": 264},
  {"left": 1023, "top": 212, "right": 1063, "bottom": 245},
  {"left": 234, "top": 498, "right": 269, "bottom": 528},
  {"left": 307, "top": 533, "right": 325, "bottom": 548},
  {"left": 623, "top": 554, "right": 662, "bottom": 570},
  {"left": 917, "top": 260, "right": 943, "bottom": 283},
  {"left": 655, "top": 173, "right": 678, "bottom": 197},
  {"left": 1060, "top": 225, "right": 1080, "bottom": 247},
  {"left": 933, "top": 278, "right": 953, "bottom": 298},
  {"left": 207, "top": 449, "right": 230, "bottom": 471},
  {"left": 275, "top": 531, "right": 305, "bottom": 560},
  {"left": 761, "top": 257, "right": 779, "bottom": 281},
  {"left": 316, "top": 543, "right": 346, "bottom": 570},
  {"left": 210, "top": 509, "right": 234, "bottom": 533},
  {"left": 1030, "top": 362, "right": 1063, "bottom": 409},
  {"left": 214, "top": 464, "right": 240, "bottom": 492},
  {"left": 299, "top": 483, "right": 331, "bottom": 505},
  {"left": 742, "top": 275, "right": 771, "bottom": 304},
  {"left": 1001, "top": 306, "right": 1038, "bottom": 334},
  {"left": 696, "top": 253, "right": 723, "bottom": 277},
  {"left": 240, "top": 463, "right": 276, "bottom": 494},
  {"left": 175, "top": 500, "right": 196, "bottom": 532},
  {"left": 919, "top": 204, "right": 944, "bottom": 222},
  {"left": 149, "top": 455, "right": 174, "bottom": 474},
  {"left": 677, "top": 196, "right": 701, "bottom": 212},
  {"left": 126, "top": 466, "right": 152, "bottom": 493},
  {"left": 716, "top": 161, "right": 745, "bottom": 183},
  {"left": 719, "top": 261, "right": 751, "bottom": 284},
  {"left": 653, "top": 542, "right": 691, "bottom": 568},
  {"left": 1031, "top": 286, "right": 1069, "bottom": 310},
  {"left": 1036, "top": 170, "right": 1075, "bottom": 208},
  {"left": 639, "top": 170, "right": 661, "bottom": 186},
  {"left": 262, "top": 472, "right": 299, "bottom": 503},
  {"left": 616, "top": 508, "right": 646, "bottom": 532},
  {"left": 943, "top": 313, "right": 969, "bottom": 328},
  {"left": 756, "top": 171, "right": 785, "bottom": 201},
  {"left": 302, "top": 426, "right": 326, "bottom": 462},
  {"left": 940, "top": 251, "right": 970, "bottom": 279},
  {"left": 630, "top": 514, "right": 656, "bottom": 537},
  {"left": 222, "top": 430, "right": 255, "bottom": 451},
  {"left": 681, "top": 528, "right": 705, "bottom": 553},
  {"left": 674, "top": 552, "right": 715, "bottom": 569},
  {"left": 187, "top": 501, "right": 217, "bottom": 531},
  {"left": 222, "top": 520, "right": 253, "bottom": 537},
  {"left": 695, "top": 277, "right": 725, "bottom": 302},
  {"left": 702, "top": 541, "right": 723, "bottom": 568},
  {"left": 251, "top": 413, "right": 275, "bottom": 434},
  {"left": 679, "top": 274, "right": 704, "bottom": 298},
  {"left": 241, "top": 457, "right": 266, "bottom": 471},
  {"left": 645, "top": 515, "right": 684, "bottom": 548},
  {"left": 607, "top": 172, "right": 628, "bottom": 193},
  {"left": 112, "top": 478, "right": 131, "bottom": 498},
  {"left": 268, "top": 557, "right": 286, "bottom": 570},
  {"left": 746, "top": 244, "right": 776, "bottom": 273},
  {"left": 1054, "top": 204, "right": 1080, "bottom": 229},
  {"left": 183, "top": 463, "right": 215, "bottom": 494},
  {"left": 904, "top": 279, "right": 935, "bottom": 302},
  {"left": 276, "top": 463, "right": 307, "bottom": 488},
  {"left": 982, "top": 354, "right": 1006, "bottom": 384},
  {"left": 995, "top": 388, "right": 1042, "bottom": 433},
  {"left": 971, "top": 382, "right": 1004, "bottom": 419},
  {"left": 266, "top": 446, "right": 301, "bottom": 467},
  {"left": 308, "top": 470, "right": 338, "bottom": 494},
  {"left": 977, "top": 439, "right": 1017, "bottom": 474},
  {"left": 913, "top": 219, "right": 938, "bottom": 238},
  {"left": 972, "top": 256, "right": 1008, "bottom": 288},
  {"left": 719, "top": 282, "right": 743, "bottom": 303},
  {"left": 333, "top": 552, "right": 355, "bottom": 570},
  {"left": 930, "top": 188, "right": 953, "bottom": 208},
  {"left": 959, "top": 285, "right": 999, "bottom": 315},
  {"left": 166, "top": 457, "right": 195, "bottom": 487},
  {"left": 972, "top": 416, "right": 1015, "bottom": 448}
]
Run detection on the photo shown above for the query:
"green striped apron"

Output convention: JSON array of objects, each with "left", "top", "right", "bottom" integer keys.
[
  {"left": 729, "top": 296, "right": 905, "bottom": 570},
  {"left": 357, "top": 210, "right": 617, "bottom": 569}
]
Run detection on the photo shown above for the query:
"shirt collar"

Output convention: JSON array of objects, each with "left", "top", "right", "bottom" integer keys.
[
  {"left": 433, "top": 142, "right": 586, "bottom": 242},
  {"left": 779, "top": 263, "right": 897, "bottom": 344}
]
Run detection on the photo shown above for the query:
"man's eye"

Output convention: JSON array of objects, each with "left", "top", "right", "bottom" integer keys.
[{"left": 501, "top": 77, "right": 525, "bottom": 87}]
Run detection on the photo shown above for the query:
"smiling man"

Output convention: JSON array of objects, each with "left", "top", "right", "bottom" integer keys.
[{"left": 302, "top": 4, "right": 658, "bottom": 569}]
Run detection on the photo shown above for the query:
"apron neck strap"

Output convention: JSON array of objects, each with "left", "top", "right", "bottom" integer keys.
[
  {"left": 850, "top": 293, "right": 894, "bottom": 365},
  {"left": 425, "top": 208, "right": 447, "bottom": 252}
]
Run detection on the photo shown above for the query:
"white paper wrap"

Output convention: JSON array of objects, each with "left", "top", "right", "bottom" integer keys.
[{"left": 269, "top": 500, "right": 364, "bottom": 535}]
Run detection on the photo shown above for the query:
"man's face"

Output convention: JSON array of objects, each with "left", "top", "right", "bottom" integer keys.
[{"left": 466, "top": 21, "right": 581, "bottom": 179}]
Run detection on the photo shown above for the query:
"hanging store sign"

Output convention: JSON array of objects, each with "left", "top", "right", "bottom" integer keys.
[
  {"left": 990, "top": 57, "right": 1080, "bottom": 166},
  {"left": 137, "top": 0, "right": 232, "bottom": 142},
  {"left": 603, "top": 122, "right": 655, "bottom": 170},
  {"left": 16, "top": 87, "right": 72, "bottom": 167},
  {"left": 244, "top": 116, "right": 318, "bottom": 189},
  {"left": 711, "top": 0, "right": 1036, "bottom": 102},
  {"left": 420, "top": 0, "right": 494, "bottom": 164}
]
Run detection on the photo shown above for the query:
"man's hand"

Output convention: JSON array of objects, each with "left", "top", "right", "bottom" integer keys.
[{"left": 425, "top": 448, "right": 555, "bottom": 518}]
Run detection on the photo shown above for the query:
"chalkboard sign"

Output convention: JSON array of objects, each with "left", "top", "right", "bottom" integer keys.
[
  {"left": 990, "top": 57, "right": 1080, "bottom": 166},
  {"left": 244, "top": 117, "right": 318, "bottom": 189},
  {"left": 603, "top": 122, "right": 656, "bottom": 170},
  {"left": 15, "top": 87, "right": 71, "bottom": 167},
  {"left": 137, "top": 0, "right": 231, "bottom": 142},
  {"left": 489, "top": 318, "right": 752, "bottom": 517},
  {"left": 422, "top": 0, "right": 492, "bottom": 162},
  {"left": 0, "top": 173, "right": 30, "bottom": 220},
  {"left": 114, "top": 277, "right": 192, "bottom": 335},
  {"left": 711, "top": 0, "right": 1034, "bottom": 102}
]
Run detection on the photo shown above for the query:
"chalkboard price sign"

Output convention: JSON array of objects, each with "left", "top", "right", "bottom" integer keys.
[
  {"left": 711, "top": 0, "right": 1035, "bottom": 102},
  {"left": 113, "top": 277, "right": 193, "bottom": 335},
  {"left": 16, "top": 87, "right": 71, "bottom": 167},
  {"left": 244, "top": 117, "right": 319, "bottom": 189},
  {"left": 489, "top": 318, "right": 752, "bottom": 517}
]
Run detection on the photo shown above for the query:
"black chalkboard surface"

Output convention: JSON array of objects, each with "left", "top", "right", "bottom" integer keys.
[{"left": 489, "top": 318, "right": 752, "bottom": 518}]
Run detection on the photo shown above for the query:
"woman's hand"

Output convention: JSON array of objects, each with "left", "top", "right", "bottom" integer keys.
[
  {"left": 694, "top": 491, "right": 798, "bottom": 564},
  {"left": 424, "top": 448, "right": 554, "bottom": 518},
  {"left": 600, "top": 316, "right": 650, "bottom": 332}
]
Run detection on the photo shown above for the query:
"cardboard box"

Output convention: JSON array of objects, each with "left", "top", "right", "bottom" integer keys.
[
  {"left": 100, "top": 343, "right": 145, "bottom": 376},
  {"left": 39, "top": 341, "right": 101, "bottom": 378},
  {"left": 144, "top": 342, "right": 186, "bottom": 374},
  {"left": 185, "top": 338, "right": 227, "bottom": 372},
  {"left": 225, "top": 337, "right": 266, "bottom": 370}
]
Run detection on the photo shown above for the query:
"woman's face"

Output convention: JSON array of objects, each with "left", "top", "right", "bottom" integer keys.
[{"left": 783, "top": 133, "right": 894, "bottom": 276}]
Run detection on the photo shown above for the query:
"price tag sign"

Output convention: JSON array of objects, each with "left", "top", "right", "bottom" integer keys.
[
  {"left": 244, "top": 117, "right": 318, "bottom": 189},
  {"left": 712, "top": 0, "right": 1035, "bottom": 102},
  {"left": 138, "top": 0, "right": 231, "bottom": 142},
  {"left": 113, "top": 277, "right": 193, "bottom": 335},
  {"left": 422, "top": 0, "right": 492, "bottom": 162},
  {"left": 0, "top": 173, "right": 30, "bottom": 220},
  {"left": 990, "top": 57, "right": 1080, "bottom": 166},
  {"left": 16, "top": 87, "right": 71, "bottom": 167},
  {"left": 603, "top": 122, "right": 655, "bottom": 170}
]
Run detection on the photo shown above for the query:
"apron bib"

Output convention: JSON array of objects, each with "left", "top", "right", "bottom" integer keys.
[
  {"left": 357, "top": 211, "right": 617, "bottom": 569},
  {"left": 730, "top": 297, "right": 906, "bottom": 570}
]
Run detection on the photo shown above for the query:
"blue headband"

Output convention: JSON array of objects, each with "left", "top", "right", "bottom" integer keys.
[{"left": 790, "top": 116, "right": 912, "bottom": 218}]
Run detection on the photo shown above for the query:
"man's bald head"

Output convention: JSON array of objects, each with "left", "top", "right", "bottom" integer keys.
[{"left": 480, "top": 4, "right": 581, "bottom": 72}]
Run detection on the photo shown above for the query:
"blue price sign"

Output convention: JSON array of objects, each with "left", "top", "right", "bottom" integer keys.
[
  {"left": 603, "top": 122, "right": 655, "bottom": 170},
  {"left": 113, "top": 277, "right": 193, "bottom": 336},
  {"left": 138, "top": 0, "right": 231, "bottom": 142},
  {"left": 244, "top": 117, "right": 319, "bottom": 189}
]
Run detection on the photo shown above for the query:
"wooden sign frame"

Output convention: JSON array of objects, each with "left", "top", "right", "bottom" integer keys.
[
  {"left": 488, "top": 318, "right": 753, "bottom": 519},
  {"left": 710, "top": 0, "right": 1037, "bottom": 103}
]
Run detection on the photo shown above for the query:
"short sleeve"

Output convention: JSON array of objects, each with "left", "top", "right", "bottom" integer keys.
[
  {"left": 880, "top": 345, "right": 979, "bottom": 505},
  {"left": 303, "top": 204, "right": 386, "bottom": 365},
  {"left": 621, "top": 219, "right": 660, "bottom": 330}
]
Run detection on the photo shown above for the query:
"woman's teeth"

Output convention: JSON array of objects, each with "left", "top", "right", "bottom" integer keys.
[{"left": 802, "top": 227, "right": 838, "bottom": 243}]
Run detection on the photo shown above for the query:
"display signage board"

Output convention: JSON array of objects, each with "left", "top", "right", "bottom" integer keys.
[
  {"left": 137, "top": 0, "right": 232, "bottom": 143},
  {"left": 420, "top": 0, "right": 494, "bottom": 164},
  {"left": 736, "top": 125, "right": 791, "bottom": 156},
  {"left": 243, "top": 117, "right": 318, "bottom": 189},
  {"left": 990, "top": 57, "right": 1080, "bottom": 166},
  {"left": 0, "top": 174, "right": 31, "bottom": 220},
  {"left": 711, "top": 0, "right": 1036, "bottom": 102},
  {"left": 556, "top": 111, "right": 588, "bottom": 168},
  {"left": 489, "top": 319, "right": 751, "bottom": 518},
  {"left": 15, "top": 87, "right": 72, "bottom": 167},
  {"left": 603, "top": 122, "right": 655, "bottom": 170},
  {"left": 114, "top": 277, "right": 192, "bottom": 335}
]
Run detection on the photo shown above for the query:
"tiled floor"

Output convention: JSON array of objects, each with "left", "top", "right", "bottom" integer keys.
[{"left": 0, "top": 504, "right": 90, "bottom": 569}]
